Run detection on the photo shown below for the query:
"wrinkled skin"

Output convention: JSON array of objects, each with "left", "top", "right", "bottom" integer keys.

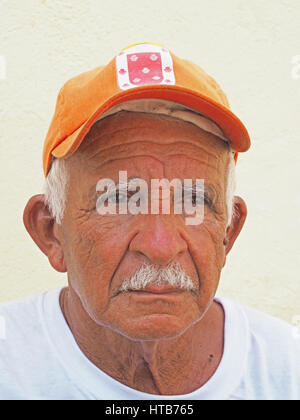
[{"left": 24, "top": 112, "right": 247, "bottom": 395}]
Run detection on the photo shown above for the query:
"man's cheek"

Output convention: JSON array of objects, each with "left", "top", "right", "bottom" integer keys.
[
  {"left": 76, "top": 214, "right": 118, "bottom": 243},
  {"left": 72, "top": 254, "right": 111, "bottom": 314},
  {"left": 68, "top": 237, "right": 121, "bottom": 311},
  {"left": 70, "top": 216, "right": 124, "bottom": 271},
  {"left": 194, "top": 223, "right": 226, "bottom": 266}
]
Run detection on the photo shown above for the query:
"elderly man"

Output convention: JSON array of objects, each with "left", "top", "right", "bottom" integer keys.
[{"left": 0, "top": 43, "right": 299, "bottom": 400}]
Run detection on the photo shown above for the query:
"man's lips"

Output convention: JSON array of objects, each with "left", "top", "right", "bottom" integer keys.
[{"left": 127, "top": 284, "right": 185, "bottom": 294}]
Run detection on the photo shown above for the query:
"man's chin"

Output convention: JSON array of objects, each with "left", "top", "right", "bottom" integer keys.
[
  {"left": 88, "top": 290, "right": 204, "bottom": 340},
  {"left": 109, "top": 313, "right": 199, "bottom": 341}
]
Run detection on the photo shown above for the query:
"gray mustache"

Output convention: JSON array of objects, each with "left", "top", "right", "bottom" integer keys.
[{"left": 119, "top": 262, "right": 196, "bottom": 292}]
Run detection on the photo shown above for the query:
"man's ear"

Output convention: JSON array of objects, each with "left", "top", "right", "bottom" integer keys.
[
  {"left": 23, "top": 194, "right": 67, "bottom": 273},
  {"left": 223, "top": 196, "right": 247, "bottom": 255}
]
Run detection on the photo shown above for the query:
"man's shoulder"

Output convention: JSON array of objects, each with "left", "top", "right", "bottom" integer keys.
[
  {"left": 219, "top": 296, "right": 295, "bottom": 339},
  {"left": 0, "top": 287, "right": 64, "bottom": 337},
  {"left": 0, "top": 290, "right": 54, "bottom": 354},
  {"left": 220, "top": 297, "right": 300, "bottom": 400},
  {"left": 0, "top": 291, "right": 43, "bottom": 323},
  {"left": 0, "top": 289, "right": 74, "bottom": 400},
  {"left": 244, "top": 303, "right": 299, "bottom": 366},
  {"left": 238, "top": 301, "right": 296, "bottom": 345},
  {"left": 0, "top": 290, "right": 56, "bottom": 339}
]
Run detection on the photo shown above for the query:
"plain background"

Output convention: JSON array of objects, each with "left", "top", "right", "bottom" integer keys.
[{"left": 0, "top": 0, "right": 299, "bottom": 324}]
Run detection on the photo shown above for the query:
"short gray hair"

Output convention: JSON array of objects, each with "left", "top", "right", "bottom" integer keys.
[{"left": 44, "top": 158, "right": 69, "bottom": 225}]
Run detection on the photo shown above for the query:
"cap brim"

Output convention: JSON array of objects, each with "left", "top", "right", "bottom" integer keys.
[{"left": 48, "top": 85, "right": 250, "bottom": 174}]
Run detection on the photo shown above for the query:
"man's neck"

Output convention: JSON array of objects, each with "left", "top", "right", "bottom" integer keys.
[{"left": 59, "top": 287, "right": 224, "bottom": 395}]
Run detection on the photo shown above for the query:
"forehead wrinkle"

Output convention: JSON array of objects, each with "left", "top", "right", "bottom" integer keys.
[
  {"left": 81, "top": 139, "right": 222, "bottom": 167},
  {"left": 79, "top": 123, "right": 174, "bottom": 153},
  {"left": 87, "top": 155, "right": 222, "bottom": 182},
  {"left": 79, "top": 126, "right": 142, "bottom": 151},
  {"left": 89, "top": 154, "right": 166, "bottom": 172},
  {"left": 78, "top": 115, "right": 227, "bottom": 155},
  {"left": 166, "top": 154, "right": 221, "bottom": 171}
]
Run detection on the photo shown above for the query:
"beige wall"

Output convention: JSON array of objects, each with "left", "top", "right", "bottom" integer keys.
[{"left": 0, "top": 0, "right": 299, "bottom": 324}]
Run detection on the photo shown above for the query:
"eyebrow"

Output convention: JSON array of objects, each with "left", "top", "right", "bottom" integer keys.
[{"left": 88, "top": 176, "right": 142, "bottom": 199}]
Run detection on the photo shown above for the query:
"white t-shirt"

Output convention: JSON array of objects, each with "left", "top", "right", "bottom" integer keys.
[{"left": 0, "top": 288, "right": 299, "bottom": 400}]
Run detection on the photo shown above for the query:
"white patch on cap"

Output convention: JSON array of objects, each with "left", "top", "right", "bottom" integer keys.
[{"left": 116, "top": 43, "right": 176, "bottom": 90}]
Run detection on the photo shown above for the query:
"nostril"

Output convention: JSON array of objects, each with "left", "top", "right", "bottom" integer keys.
[{"left": 129, "top": 219, "right": 188, "bottom": 266}]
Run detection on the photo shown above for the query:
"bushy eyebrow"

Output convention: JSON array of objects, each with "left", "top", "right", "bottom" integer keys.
[{"left": 115, "top": 177, "right": 143, "bottom": 190}]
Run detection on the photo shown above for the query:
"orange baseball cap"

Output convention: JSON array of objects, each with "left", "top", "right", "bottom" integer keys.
[{"left": 43, "top": 42, "right": 250, "bottom": 176}]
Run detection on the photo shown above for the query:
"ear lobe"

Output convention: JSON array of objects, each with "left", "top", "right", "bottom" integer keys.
[
  {"left": 224, "top": 196, "right": 247, "bottom": 255},
  {"left": 23, "top": 195, "right": 67, "bottom": 273}
]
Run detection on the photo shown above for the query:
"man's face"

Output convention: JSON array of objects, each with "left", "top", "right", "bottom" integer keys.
[{"left": 59, "top": 112, "right": 231, "bottom": 340}]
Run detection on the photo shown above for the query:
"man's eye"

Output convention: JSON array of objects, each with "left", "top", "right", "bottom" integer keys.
[
  {"left": 191, "top": 192, "right": 203, "bottom": 205},
  {"left": 108, "top": 191, "right": 127, "bottom": 204},
  {"left": 193, "top": 193, "right": 212, "bottom": 206},
  {"left": 183, "top": 191, "right": 205, "bottom": 205},
  {"left": 182, "top": 192, "right": 215, "bottom": 211}
]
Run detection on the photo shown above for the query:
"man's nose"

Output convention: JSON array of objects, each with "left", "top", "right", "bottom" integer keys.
[{"left": 129, "top": 215, "right": 188, "bottom": 266}]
